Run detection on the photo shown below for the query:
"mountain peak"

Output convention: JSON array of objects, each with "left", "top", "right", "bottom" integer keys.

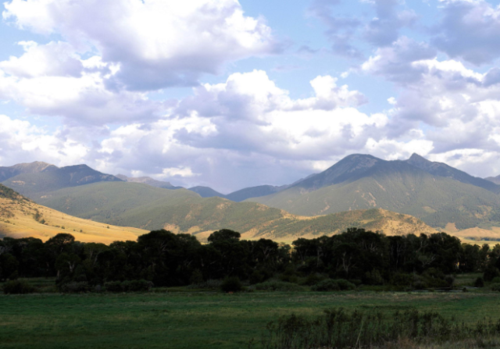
[{"left": 408, "top": 153, "right": 429, "bottom": 163}]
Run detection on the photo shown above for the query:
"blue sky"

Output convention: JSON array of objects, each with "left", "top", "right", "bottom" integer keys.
[{"left": 1, "top": 0, "right": 500, "bottom": 192}]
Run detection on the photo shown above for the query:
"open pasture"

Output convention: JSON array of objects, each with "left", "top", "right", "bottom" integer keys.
[{"left": 2, "top": 289, "right": 500, "bottom": 349}]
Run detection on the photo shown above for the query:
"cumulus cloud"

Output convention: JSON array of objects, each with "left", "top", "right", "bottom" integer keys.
[
  {"left": 0, "top": 41, "right": 83, "bottom": 78},
  {"left": 0, "top": 114, "right": 91, "bottom": 166},
  {"left": 3, "top": 0, "right": 279, "bottom": 90},
  {"left": 0, "top": 69, "right": 161, "bottom": 126},
  {"left": 364, "top": 0, "right": 417, "bottom": 47},
  {"left": 362, "top": 36, "right": 500, "bottom": 161},
  {"left": 433, "top": 0, "right": 500, "bottom": 65},
  {"left": 308, "top": 0, "right": 363, "bottom": 58}
]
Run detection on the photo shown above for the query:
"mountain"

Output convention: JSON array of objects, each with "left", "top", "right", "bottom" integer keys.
[
  {"left": 406, "top": 153, "right": 500, "bottom": 193},
  {"left": 486, "top": 175, "right": 500, "bottom": 185},
  {"left": 0, "top": 161, "right": 55, "bottom": 182},
  {"left": 0, "top": 183, "right": 146, "bottom": 244},
  {"left": 188, "top": 186, "right": 225, "bottom": 198},
  {"left": 116, "top": 174, "right": 181, "bottom": 189},
  {"left": 248, "top": 154, "right": 500, "bottom": 230},
  {"left": 35, "top": 181, "right": 438, "bottom": 243},
  {"left": 2, "top": 163, "right": 123, "bottom": 198},
  {"left": 225, "top": 185, "right": 287, "bottom": 202}
]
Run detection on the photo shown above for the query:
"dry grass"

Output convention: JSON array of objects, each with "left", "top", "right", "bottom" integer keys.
[{"left": 0, "top": 197, "right": 147, "bottom": 244}]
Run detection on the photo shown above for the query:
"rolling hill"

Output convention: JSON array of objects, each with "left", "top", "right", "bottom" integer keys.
[
  {"left": 0, "top": 184, "right": 147, "bottom": 244},
  {"left": 35, "top": 181, "right": 438, "bottom": 243},
  {"left": 248, "top": 154, "right": 500, "bottom": 229}
]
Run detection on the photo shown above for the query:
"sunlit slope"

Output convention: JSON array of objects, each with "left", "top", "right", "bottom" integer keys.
[
  {"left": 36, "top": 182, "right": 437, "bottom": 242},
  {"left": 249, "top": 161, "right": 500, "bottom": 230},
  {"left": 0, "top": 184, "right": 147, "bottom": 244}
]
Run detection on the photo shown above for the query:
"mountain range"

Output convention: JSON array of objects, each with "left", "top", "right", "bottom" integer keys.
[{"left": 2, "top": 153, "right": 500, "bottom": 242}]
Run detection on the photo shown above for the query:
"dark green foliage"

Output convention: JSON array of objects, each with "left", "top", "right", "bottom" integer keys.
[
  {"left": 59, "top": 281, "right": 90, "bottom": 293},
  {"left": 220, "top": 276, "right": 243, "bottom": 293},
  {"left": 253, "top": 280, "right": 305, "bottom": 292},
  {"left": 0, "top": 227, "right": 497, "bottom": 292},
  {"left": 122, "top": 279, "right": 153, "bottom": 292},
  {"left": 474, "top": 277, "right": 485, "bottom": 288},
  {"left": 484, "top": 266, "right": 500, "bottom": 282},
  {"left": 261, "top": 308, "right": 500, "bottom": 349},
  {"left": 3, "top": 279, "right": 36, "bottom": 294},
  {"left": 104, "top": 281, "right": 124, "bottom": 292},
  {"left": 311, "top": 279, "right": 355, "bottom": 291}
]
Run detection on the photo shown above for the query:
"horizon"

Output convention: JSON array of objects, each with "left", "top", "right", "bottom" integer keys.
[
  {"left": 2, "top": 151, "right": 497, "bottom": 195},
  {"left": 2, "top": 0, "right": 500, "bottom": 192}
]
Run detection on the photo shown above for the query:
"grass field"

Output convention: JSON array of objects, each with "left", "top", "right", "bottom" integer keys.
[{"left": 2, "top": 279, "right": 500, "bottom": 349}]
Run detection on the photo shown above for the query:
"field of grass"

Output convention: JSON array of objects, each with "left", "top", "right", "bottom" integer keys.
[{"left": 2, "top": 280, "right": 500, "bottom": 349}]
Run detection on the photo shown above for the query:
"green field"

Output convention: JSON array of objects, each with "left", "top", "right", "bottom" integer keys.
[{"left": 2, "top": 279, "right": 500, "bottom": 349}]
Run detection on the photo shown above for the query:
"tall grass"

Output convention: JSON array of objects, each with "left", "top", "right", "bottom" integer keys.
[{"left": 260, "top": 308, "right": 500, "bottom": 349}]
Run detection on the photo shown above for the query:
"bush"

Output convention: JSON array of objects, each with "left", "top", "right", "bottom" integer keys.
[
  {"left": 123, "top": 279, "right": 153, "bottom": 292},
  {"left": 302, "top": 273, "right": 325, "bottom": 286},
  {"left": 3, "top": 280, "right": 36, "bottom": 294},
  {"left": 474, "top": 277, "right": 484, "bottom": 288},
  {"left": 221, "top": 277, "right": 243, "bottom": 293},
  {"left": 254, "top": 280, "right": 305, "bottom": 292},
  {"left": 312, "top": 279, "right": 356, "bottom": 291},
  {"left": 189, "top": 269, "right": 204, "bottom": 285},
  {"left": 187, "top": 279, "right": 222, "bottom": 290},
  {"left": 60, "top": 281, "right": 89, "bottom": 293},
  {"left": 483, "top": 266, "right": 500, "bottom": 282},
  {"left": 105, "top": 281, "right": 124, "bottom": 292}
]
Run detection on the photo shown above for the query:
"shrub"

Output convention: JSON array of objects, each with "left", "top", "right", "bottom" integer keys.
[
  {"left": 221, "top": 277, "right": 243, "bottom": 293},
  {"left": 312, "top": 279, "right": 356, "bottom": 291},
  {"left": 187, "top": 279, "right": 222, "bottom": 290},
  {"left": 390, "top": 273, "right": 413, "bottom": 286},
  {"left": 124, "top": 279, "right": 153, "bottom": 292},
  {"left": 60, "top": 281, "right": 89, "bottom": 293},
  {"left": 302, "top": 273, "right": 325, "bottom": 286},
  {"left": 254, "top": 280, "right": 305, "bottom": 292},
  {"left": 189, "top": 269, "right": 204, "bottom": 285},
  {"left": 363, "top": 270, "right": 384, "bottom": 285},
  {"left": 3, "top": 280, "right": 36, "bottom": 294},
  {"left": 474, "top": 277, "right": 484, "bottom": 288},
  {"left": 483, "top": 266, "right": 500, "bottom": 282},
  {"left": 105, "top": 281, "right": 124, "bottom": 292}
]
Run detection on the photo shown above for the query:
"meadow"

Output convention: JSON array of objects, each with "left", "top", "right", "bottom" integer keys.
[{"left": 2, "top": 276, "right": 500, "bottom": 349}]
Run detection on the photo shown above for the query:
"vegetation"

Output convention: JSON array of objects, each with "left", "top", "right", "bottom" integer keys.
[
  {"left": 2, "top": 290, "right": 500, "bottom": 348},
  {"left": 34, "top": 182, "right": 436, "bottom": 242},
  {"left": 261, "top": 308, "right": 500, "bottom": 349},
  {"left": 0, "top": 188, "right": 146, "bottom": 244},
  {"left": 249, "top": 154, "right": 500, "bottom": 230},
  {"left": 2, "top": 227, "right": 500, "bottom": 293},
  {"left": 2, "top": 164, "right": 122, "bottom": 198}
]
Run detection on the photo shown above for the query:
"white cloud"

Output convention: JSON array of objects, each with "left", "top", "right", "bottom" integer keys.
[
  {"left": 0, "top": 114, "right": 90, "bottom": 166},
  {"left": 432, "top": 0, "right": 500, "bottom": 65},
  {"left": 3, "top": 0, "right": 279, "bottom": 90}
]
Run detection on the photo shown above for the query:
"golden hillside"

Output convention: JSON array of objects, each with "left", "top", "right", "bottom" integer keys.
[{"left": 0, "top": 195, "right": 147, "bottom": 245}]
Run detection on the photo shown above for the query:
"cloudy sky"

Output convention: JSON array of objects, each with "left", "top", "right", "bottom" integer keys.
[{"left": 2, "top": 0, "right": 500, "bottom": 192}]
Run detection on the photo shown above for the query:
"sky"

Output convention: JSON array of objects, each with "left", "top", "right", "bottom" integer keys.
[{"left": 2, "top": 0, "right": 500, "bottom": 193}]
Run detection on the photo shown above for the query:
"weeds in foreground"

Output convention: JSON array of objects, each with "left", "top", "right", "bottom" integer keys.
[{"left": 257, "top": 308, "right": 500, "bottom": 349}]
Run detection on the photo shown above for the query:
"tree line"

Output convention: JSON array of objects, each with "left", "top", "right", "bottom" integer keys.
[{"left": 1, "top": 228, "right": 499, "bottom": 291}]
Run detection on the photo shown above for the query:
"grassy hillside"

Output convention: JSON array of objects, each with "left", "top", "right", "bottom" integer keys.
[
  {"left": 249, "top": 159, "right": 500, "bottom": 230},
  {"left": 0, "top": 184, "right": 146, "bottom": 244},
  {"left": 36, "top": 182, "right": 437, "bottom": 243},
  {"left": 2, "top": 164, "right": 122, "bottom": 198}
]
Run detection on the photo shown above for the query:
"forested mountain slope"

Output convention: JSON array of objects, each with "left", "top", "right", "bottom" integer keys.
[
  {"left": 249, "top": 154, "right": 500, "bottom": 229},
  {"left": 36, "top": 182, "right": 436, "bottom": 242}
]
